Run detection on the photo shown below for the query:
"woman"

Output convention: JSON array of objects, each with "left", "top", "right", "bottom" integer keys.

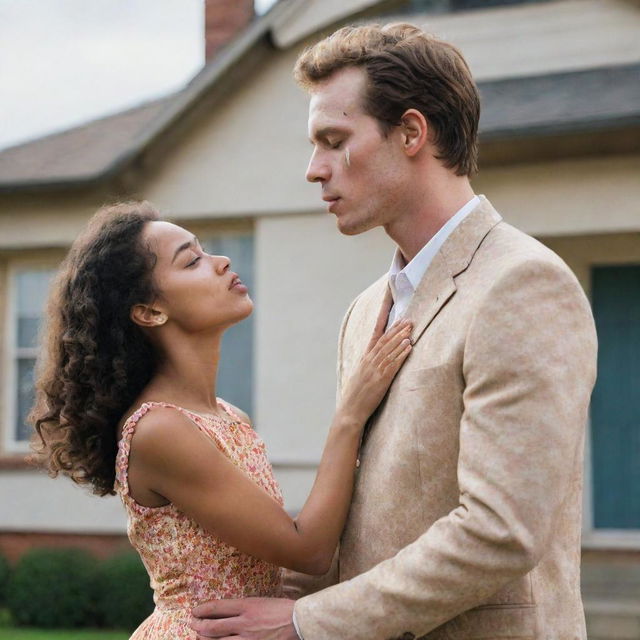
[{"left": 32, "top": 201, "right": 412, "bottom": 639}]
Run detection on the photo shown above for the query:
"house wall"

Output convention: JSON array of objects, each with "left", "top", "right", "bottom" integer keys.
[
  {"left": 274, "top": 0, "right": 640, "bottom": 72},
  {"left": 0, "top": 0, "right": 638, "bottom": 539},
  {"left": 0, "top": 151, "right": 638, "bottom": 530},
  {"left": 255, "top": 213, "right": 393, "bottom": 507}
]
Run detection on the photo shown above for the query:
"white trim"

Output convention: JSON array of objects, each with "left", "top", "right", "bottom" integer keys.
[
  {"left": 582, "top": 530, "right": 640, "bottom": 550},
  {"left": 3, "top": 259, "right": 57, "bottom": 454}
]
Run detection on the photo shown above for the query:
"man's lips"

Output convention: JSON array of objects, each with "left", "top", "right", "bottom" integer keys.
[{"left": 322, "top": 195, "right": 341, "bottom": 213}]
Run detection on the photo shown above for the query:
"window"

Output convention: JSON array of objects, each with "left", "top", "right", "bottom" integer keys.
[
  {"left": 203, "top": 232, "right": 255, "bottom": 417},
  {"left": 5, "top": 265, "right": 56, "bottom": 452},
  {"left": 3, "top": 230, "right": 255, "bottom": 453},
  {"left": 590, "top": 265, "right": 640, "bottom": 530}
]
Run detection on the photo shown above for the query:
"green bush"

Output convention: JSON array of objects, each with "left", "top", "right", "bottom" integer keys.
[
  {"left": 0, "top": 552, "right": 10, "bottom": 606},
  {"left": 97, "top": 551, "right": 154, "bottom": 630},
  {"left": 7, "top": 548, "right": 99, "bottom": 628}
]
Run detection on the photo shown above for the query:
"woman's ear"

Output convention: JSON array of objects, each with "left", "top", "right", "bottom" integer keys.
[
  {"left": 399, "top": 109, "right": 428, "bottom": 157},
  {"left": 130, "top": 304, "right": 168, "bottom": 328}
]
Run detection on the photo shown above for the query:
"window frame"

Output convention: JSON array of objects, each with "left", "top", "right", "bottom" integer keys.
[
  {"left": 581, "top": 261, "right": 640, "bottom": 549},
  {"left": 3, "top": 258, "right": 58, "bottom": 454},
  {"left": 200, "top": 228, "right": 255, "bottom": 418},
  {"left": 539, "top": 236, "right": 640, "bottom": 550},
  {"left": 582, "top": 420, "right": 640, "bottom": 549}
]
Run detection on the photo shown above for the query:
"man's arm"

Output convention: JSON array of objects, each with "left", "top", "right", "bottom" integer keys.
[{"left": 292, "top": 258, "right": 597, "bottom": 639}]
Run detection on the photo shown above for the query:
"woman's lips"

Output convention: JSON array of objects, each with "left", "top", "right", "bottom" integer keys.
[{"left": 229, "top": 274, "right": 248, "bottom": 293}]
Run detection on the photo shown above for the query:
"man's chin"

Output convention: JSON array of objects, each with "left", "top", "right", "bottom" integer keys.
[{"left": 335, "top": 214, "right": 369, "bottom": 236}]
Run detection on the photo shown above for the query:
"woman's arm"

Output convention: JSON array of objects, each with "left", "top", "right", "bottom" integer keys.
[{"left": 128, "top": 320, "right": 412, "bottom": 575}]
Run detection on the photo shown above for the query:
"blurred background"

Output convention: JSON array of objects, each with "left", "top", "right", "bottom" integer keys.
[{"left": 0, "top": 0, "right": 638, "bottom": 637}]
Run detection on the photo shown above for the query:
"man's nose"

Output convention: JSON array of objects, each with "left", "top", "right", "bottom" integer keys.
[{"left": 305, "top": 151, "right": 330, "bottom": 183}]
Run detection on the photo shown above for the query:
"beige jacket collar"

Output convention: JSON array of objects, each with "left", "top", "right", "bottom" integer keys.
[{"left": 372, "top": 196, "right": 502, "bottom": 345}]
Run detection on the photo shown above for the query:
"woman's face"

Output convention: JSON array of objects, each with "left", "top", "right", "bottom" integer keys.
[{"left": 141, "top": 220, "right": 253, "bottom": 333}]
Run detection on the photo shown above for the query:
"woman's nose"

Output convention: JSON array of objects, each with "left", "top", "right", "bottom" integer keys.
[{"left": 213, "top": 255, "right": 231, "bottom": 274}]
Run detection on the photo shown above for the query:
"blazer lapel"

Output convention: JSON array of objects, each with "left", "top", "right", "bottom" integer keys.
[
  {"left": 347, "top": 277, "right": 391, "bottom": 363},
  {"left": 403, "top": 196, "right": 503, "bottom": 345}
]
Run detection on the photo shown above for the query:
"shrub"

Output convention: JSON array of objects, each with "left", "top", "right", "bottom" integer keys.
[
  {"left": 0, "top": 552, "right": 10, "bottom": 606},
  {"left": 98, "top": 551, "right": 154, "bottom": 630},
  {"left": 7, "top": 547, "right": 99, "bottom": 628}
]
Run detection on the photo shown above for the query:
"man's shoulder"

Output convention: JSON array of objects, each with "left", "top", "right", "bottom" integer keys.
[
  {"left": 470, "top": 220, "right": 590, "bottom": 316},
  {"left": 478, "top": 219, "right": 571, "bottom": 276}
]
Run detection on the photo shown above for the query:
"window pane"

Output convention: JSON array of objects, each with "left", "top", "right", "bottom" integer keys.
[
  {"left": 16, "top": 358, "right": 36, "bottom": 442},
  {"left": 590, "top": 265, "right": 640, "bottom": 529},
  {"left": 16, "top": 269, "right": 55, "bottom": 348},
  {"left": 203, "top": 234, "right": 254, "bottom": 417},
  {"left": 13, "top": 268, "right": 55, "bottom": 442}
]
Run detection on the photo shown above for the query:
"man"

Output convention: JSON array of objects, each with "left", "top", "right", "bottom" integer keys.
[{"left": 191, "top": 23, "right": 597, "bottom": 639}]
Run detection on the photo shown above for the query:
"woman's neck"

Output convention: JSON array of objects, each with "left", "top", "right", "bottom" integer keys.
[{"left": 147, "top": 331, "right": 224, "bottom": 416}]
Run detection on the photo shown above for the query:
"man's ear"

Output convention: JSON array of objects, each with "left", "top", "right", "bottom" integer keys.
[
  {"left": 399, "top": 109, "right": 428, "bottom": 157},
  {"left": 130, "top": 304, "right": 168, "bottom": 328}
]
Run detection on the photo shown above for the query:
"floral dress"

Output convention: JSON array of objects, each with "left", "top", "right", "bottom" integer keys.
[{"left": 114, "top": 400, "right": 284, "bottom": 639}]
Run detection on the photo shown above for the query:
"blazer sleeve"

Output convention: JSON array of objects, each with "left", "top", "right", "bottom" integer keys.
[{"left": 293, "top": 258, "right": 598, "bottom": 639}]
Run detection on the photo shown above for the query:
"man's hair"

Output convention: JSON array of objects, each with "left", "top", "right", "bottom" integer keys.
[{"left": 294, "top": 22, "right": 480, "bottom": 176}]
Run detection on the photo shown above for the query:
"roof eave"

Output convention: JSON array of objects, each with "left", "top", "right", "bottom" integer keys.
[{"left": 0, "top": 5, "right": 289, "bottom": 196}]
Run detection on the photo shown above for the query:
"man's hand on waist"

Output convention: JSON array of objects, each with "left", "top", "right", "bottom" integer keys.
[{"left": 190, "top": 597, "right": 299, "bottom": 640}]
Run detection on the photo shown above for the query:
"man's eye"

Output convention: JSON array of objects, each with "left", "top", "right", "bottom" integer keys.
[
  {"left": 330, "top": 140, "right": 343, "bottom": 149},
  {"left": 187, "top": 256, "right": 201, "bottom": 267}
]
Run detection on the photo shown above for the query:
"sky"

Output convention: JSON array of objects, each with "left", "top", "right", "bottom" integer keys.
[{"left": 0, "top": 0, "right": 278, "bottom": 151}]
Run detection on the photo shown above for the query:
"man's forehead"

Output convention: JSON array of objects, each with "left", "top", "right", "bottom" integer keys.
[{"left": 307, "top": 69, "right": 366, "bottom": 133}]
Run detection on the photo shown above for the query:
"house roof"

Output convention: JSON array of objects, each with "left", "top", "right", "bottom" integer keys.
[
  {"left": 1, "top": 0, "right": 638, "bottom": 193},
  {"left": 479, "top": 63, "right": 640, "bottom": 139},
  {"left": 0, "top": 97, "right": 172, "bottom": 190}
]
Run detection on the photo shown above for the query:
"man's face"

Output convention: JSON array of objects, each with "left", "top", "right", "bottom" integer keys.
[{"left": 306, "top": 67, "right": 407, "bottom": 235}]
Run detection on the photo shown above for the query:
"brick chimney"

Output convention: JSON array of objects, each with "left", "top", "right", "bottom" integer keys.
[{"left": 205, "top": 0, "right": 255, "bottom": 62}]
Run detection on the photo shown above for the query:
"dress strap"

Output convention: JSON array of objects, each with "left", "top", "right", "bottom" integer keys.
[
  {"left": 216, "top": 398, "right": 246, "bottom": 424},
  {"left": 114, "top": 401, "right": 199, "bottom": 499}
]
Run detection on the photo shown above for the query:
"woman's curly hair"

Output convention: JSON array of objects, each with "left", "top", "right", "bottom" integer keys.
[{"left": 31, "top": 201, "right": 161, "bottom": 496}]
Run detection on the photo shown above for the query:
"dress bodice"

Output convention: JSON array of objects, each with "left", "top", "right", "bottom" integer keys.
[{"left": 114, "top": 400, "right": 283, "bottom": 638}]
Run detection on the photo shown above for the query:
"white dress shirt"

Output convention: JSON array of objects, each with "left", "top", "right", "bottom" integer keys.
[
  {"left": 291, "top": 195, "right": 479, "bottom": 640},
  {"left": 387, "top": 195, "right": 480, "bottom": 327}
]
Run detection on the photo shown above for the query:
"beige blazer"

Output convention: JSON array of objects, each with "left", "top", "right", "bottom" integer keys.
[{"left": 291, "top": 197, "right": 598, "bottom": 640}]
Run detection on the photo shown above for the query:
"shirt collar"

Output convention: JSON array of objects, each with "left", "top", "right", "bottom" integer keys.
[{"left": 388, "top": 195, "right": 480, "bottom": 292}]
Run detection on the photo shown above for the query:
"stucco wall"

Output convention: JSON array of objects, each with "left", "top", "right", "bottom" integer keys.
[
  {"left": 255, "top": 212, "right": 393, "bottom": 508},
  {"left": 0, "top": 0, "right": 639, "bottom": 529},
  {"left": 0, "top": 470, "right": 126, "bottom": 533}
]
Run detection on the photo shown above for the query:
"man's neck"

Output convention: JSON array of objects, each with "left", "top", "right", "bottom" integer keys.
[{"left": 385, "top": 177, "right": 475, "bottom": 263}]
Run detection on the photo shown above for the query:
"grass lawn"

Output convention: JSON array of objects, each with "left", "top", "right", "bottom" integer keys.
[{"left": 0, "top": 630, "right": 129, "bottom": 640}]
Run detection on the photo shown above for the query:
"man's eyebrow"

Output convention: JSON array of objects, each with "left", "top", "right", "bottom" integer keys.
[{"left": 172, "top": 235, "right": 198, "bottom": 263}]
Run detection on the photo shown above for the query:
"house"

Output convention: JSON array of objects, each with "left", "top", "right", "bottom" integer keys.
[{"left": 0, "top": 0, "right": 638, "bottom": 635}]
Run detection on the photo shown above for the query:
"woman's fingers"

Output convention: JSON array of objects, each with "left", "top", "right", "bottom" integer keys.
[
  {"left": 380, "top": 337, "right": 412, "bottom": 374},
  {"left": 370, "top": 321, "right": 412, "bottom": 366}
]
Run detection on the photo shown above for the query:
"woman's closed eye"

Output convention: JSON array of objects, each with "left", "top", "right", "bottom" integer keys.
[{"left": 186, "top": 255, "right": 201, "bottom": 268}]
